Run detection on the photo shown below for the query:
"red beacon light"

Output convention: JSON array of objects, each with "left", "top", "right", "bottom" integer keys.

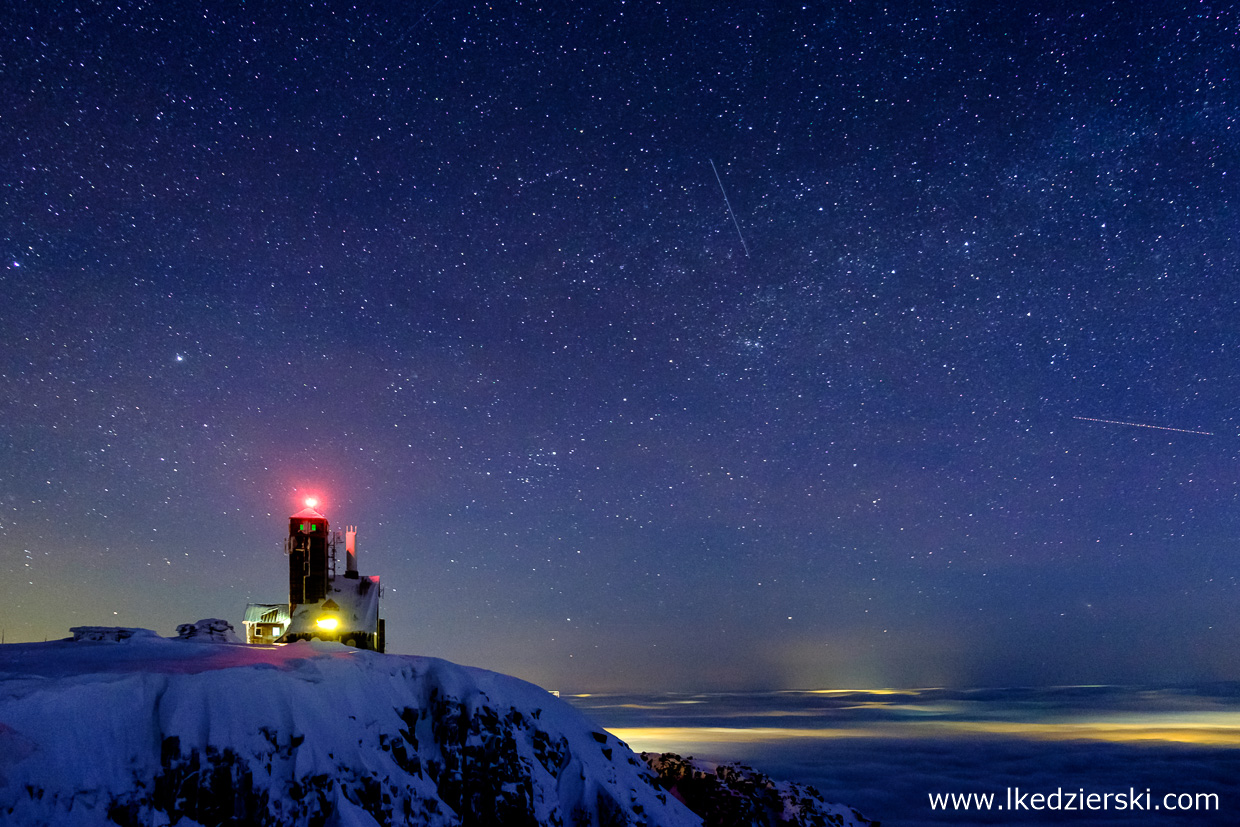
[{"left": 304, "top": 497, "right": 319, "bottom": 508}]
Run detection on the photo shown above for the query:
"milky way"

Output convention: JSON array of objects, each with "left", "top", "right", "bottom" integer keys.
[{"left": 2, "top": 2, "right": 1237, "bottom": 692}]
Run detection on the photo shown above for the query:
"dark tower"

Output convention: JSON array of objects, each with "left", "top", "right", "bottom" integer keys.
[
  {"left": 288, "top": 505, "right": 330, "bottom": 606},
  {"left": 249, "top": 498, "right": 383, "bottom": 651}
]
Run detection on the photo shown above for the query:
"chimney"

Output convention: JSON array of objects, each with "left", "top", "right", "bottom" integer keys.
[{"left": 345, "top": 526, "right": 358, "bottom": 577}]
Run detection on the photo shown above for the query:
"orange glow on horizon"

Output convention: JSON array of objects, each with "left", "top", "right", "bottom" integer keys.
[{"left": 605, "top": 715, "right": 1240, "bottom": 751}]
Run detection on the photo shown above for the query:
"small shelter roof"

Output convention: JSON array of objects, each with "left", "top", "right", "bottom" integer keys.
[{"left": 243, "top": 603, "right": 291, "bottom": 625}]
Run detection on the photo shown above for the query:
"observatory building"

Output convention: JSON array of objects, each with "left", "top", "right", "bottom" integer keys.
[{"left": 243, "top": 501, "right": 385, "bottom": 651}]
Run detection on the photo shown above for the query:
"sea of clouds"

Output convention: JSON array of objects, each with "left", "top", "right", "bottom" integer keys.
[{"left": 568, "top": 685, "right": 1240, "bottom": 826}]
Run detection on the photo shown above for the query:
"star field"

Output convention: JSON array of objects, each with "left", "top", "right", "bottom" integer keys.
[{"left": 2, "top": 1, "right": 1238, "bottom": 691}]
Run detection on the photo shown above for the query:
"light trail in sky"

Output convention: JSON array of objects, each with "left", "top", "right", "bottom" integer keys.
[
  {"left": 709, "top": 159, "right": 750, "bottom": 257},
  {"left": 1073, "top": 416, "right": 1213, "bottom": 436}
]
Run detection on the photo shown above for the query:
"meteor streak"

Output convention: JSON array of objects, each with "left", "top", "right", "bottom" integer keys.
[
  {"left": 1073, "top": 416, "right": 1212, "bottom": 436},
  {"left": 710, "top": 159, "right": 750, "bottom": 257}
]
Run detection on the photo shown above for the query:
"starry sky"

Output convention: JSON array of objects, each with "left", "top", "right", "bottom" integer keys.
[{"left": 2, "top": 1, "right": 1237, "bottom": 692}]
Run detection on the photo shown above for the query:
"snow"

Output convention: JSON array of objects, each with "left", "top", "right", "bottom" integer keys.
[
  {"left": 68, "top": 627, "right": 161, "bottom": 643},
  {"left": 174, "top": 617, "right": 242, "bottom": 643},
  {"left": 0, "top": 631, "right": 703, "bottom": 826}
]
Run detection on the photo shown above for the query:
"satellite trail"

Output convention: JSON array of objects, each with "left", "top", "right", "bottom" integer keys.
[
  {"left": 710, "top": 159, "right": 750, "bottom": 257},
  {"left": 1073, "top": 416, "right": 1212, "bottom": 436}
]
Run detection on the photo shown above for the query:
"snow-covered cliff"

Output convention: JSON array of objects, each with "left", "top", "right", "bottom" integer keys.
[{"left": 0, "top": 627, "right": 873, "bottom": 826}]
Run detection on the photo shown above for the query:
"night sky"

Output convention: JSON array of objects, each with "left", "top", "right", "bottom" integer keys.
[{"left": 3, "top": 1, "right": 1237, "bottom": 693}]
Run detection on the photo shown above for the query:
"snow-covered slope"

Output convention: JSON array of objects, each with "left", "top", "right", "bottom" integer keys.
[{"left": 0, "top": 629, "right": 703, "bottom": 826}]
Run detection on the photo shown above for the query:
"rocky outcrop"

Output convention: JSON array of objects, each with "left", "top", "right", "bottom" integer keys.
[
  {"left": 0, "top": 632, "right": 878, "bottom": 827},
  {"left": 642, "top": 752, "right": 879, "bottom": 827}
]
